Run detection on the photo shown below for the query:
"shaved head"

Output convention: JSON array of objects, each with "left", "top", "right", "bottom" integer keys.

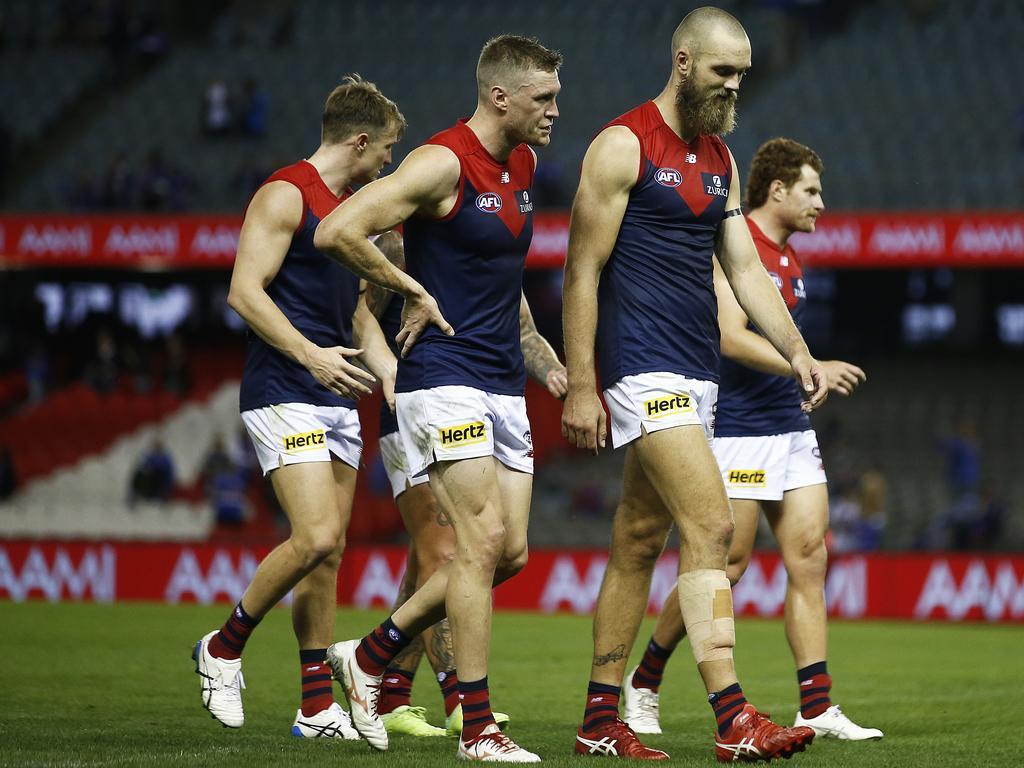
[{"left": 671, "top": 6, "right": 747, "bottom": 56}]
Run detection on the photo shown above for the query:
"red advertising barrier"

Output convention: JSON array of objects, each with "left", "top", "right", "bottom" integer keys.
[
  {"left": 2, "top": 542, "right": 1022, "bottom": 622},
  {"left": 2, "top": 212, "right": 1023, "bottom": 269}
]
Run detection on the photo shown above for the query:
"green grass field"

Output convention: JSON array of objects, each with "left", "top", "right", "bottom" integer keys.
[{"left": 0, "top": 602, "right": 1020, "bottom": 766}]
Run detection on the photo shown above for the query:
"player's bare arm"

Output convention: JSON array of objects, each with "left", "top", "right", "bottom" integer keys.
[
  {"left": 228, "top": 180, "right": 375, "bottom": 399},
  {"left": 713, "top": 259, "right": 865, "bottom": 395},
  {"left": 714, "top": 150, "right": 828, "bottom": 412},
  {"left": 353, "top": 292, "right": 398, "bottom": 413},
  {"left": 519, "top": 291, "right": 567, "bottom": 398},
  {"left": 561, "top": 126, "right": 639, "bottom": 451},
  {"left": 363, "top": 230, "right": 405, "bottom": 319},
  {"left": 314, "top": 145, "right": 460, "bottom": 355}
]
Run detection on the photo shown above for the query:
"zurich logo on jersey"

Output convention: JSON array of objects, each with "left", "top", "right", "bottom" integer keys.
[
  {"left": 655, "top": 167, "right": 682, "bottom": 187},
  {"left": 475, "top": 192, "right": 503, "bottom": 213}
]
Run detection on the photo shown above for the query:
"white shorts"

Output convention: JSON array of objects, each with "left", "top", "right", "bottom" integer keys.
[
  {"left": 603, "top": 372, "right": 718, "bottom": 448},
  {"left": 712, "top": 429, "right": 827, "bottom": 501},
  {"left": 379, "top": 430, "right": 430, "bottom": 499},
  {"left": 241, "top": 402, "right": 362, "bottom": 477},
  {"left": 395, "top": 386, "right": 534, "bottom": 476}
]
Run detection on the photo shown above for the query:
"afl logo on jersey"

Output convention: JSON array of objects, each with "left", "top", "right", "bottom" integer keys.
[
  {"left": 475, "top": 192, "right": 503, "bottom": 213},
  {"left": 655, "top": 168, "right": 682, "bottom": 187}
]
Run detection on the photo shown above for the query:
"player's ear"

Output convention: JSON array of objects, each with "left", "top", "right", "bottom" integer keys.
[
  {"left": 354, "top": 133, "right": 370, "bottom": 153},
  {"left": 490, "top": 84, "right": 509, "bottom": 113},
  {"left": 676, "top": 49, "right": 691, "bottom": 80},
  {"left": 770, "top": 179, "right": 787, "bottom": 202}
]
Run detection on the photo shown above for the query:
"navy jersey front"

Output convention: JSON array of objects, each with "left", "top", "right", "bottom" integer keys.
[
  {"left": 597, "top": 101, "right": 733, "bottom": 390},
  {"left": 715, "top": 218, "right": 811, "bottom": 437},
  {"left": 239, "top": 160, "right": 359, "bottom": 412},
  {"left": 397, "top": 120, "right": 534, "bottom": 396}
]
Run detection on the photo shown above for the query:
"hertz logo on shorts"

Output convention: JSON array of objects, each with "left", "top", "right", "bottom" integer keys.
[
  {"left": 728, "top": 469, "right": 766, "bottom": 486},
  {"left": 644, "top": 393, "right": 695, "bottom": 419},
  {"left": 438, "top": 422, "right": 487, "bottom": 447},
  {"left": 283, "top": 430, "right": 326, "bottom": 452}
]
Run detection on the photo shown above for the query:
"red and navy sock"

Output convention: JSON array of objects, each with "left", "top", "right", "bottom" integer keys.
[
  {"left": 299, "top": 648, "right": 334, "bottom": 716},
  {"left": 631, "top": 638, "right": 673, "bottom": 692},
  {"left": 581, "top": 681, "right": 620, "bottom": 733},
  {"left": 438, "top": 669, "right": 461, "bottom": 717},
  {"left": 355, "top": 617, "right": 412, "bottom": 676},
  {"left": 459, "top": 676, "right": 497, "bottom": 741},
  {"left": 797, "top": 661, "right": 833, "bottom": 719},
  {"left": 709, "top": 682, "right": 748, "bottom": 736},
  {"left": 379, "top": 668, "right": 415, "bottom": 715},
  {"left": 207, "top": 601, "right": 260, "bottom": 661}
]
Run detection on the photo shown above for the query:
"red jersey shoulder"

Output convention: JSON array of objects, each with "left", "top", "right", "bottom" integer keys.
[
  {"left": 750, "top": 224, "right": 804, "bottom": 309},
  {"left": 261, "top": 160, "right": 346, "bottom": 221}
]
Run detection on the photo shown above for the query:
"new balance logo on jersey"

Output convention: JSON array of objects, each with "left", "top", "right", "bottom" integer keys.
[
  {"left": 685, "top": 153, "right": 698, "bottom": 164},
  {"left": 655, "top": 168, "right": 682, "bottom": 187},
  {"left": 500, "top": 171, "right": 510, "bottom": 184},
  {"left": 438, "top": 422, "right": 487, "bottom": 447},
  {"left": 283, "top": 430, "right": 326, "bottom": 452},
  {"left": 644, "top": 393, "right": 694, "bottom": 418},
  {"left": 702, "top": 172, "right": 729, "bottom": 197},
  {"left": 728, "top": 469, "right": 766, "bottom": 486},
  {"left": 475, "top": 192, "right": 502, "bottom": 213}
]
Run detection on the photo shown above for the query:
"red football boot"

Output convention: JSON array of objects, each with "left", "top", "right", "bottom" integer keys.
[
  {"left": 715, "top": 704, "right": 815, "bottom": 762},
  {"left": 575, "top": 717, "right": 670, "bottom": 760}
]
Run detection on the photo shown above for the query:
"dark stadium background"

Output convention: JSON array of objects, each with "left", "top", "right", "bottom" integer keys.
[{"left": 1, "top": 0, "right": 1021, "bottom": 623}]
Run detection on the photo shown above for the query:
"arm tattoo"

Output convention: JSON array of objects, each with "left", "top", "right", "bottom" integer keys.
[
  {"left": 592, "top": 644, "right": 627, "bottom": 667},
  {"left": 364, "top": 231, "right": 406, "bottom": 319},
  {"left": 520, "top": 295, "right": 563, "bottom": 384}
]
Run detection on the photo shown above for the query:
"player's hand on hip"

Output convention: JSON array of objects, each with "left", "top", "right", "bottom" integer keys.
[
  {"left": 821, "top": 360, "right": 866, "bottom": 396},
  {"left": 561, "top": 389, "right": 607, "bottom": 454},
  {"left": 306, "top": 345, "right": 376, "bottom": 399},
  {"left": 792, "top": 353, "right": 828, "bottom": 413},
  {"left": 397, "top": 289, "right": 454, "bottom": 357},
  {"left": 546, "top": 367, "right": 569, "bottom": 399}
]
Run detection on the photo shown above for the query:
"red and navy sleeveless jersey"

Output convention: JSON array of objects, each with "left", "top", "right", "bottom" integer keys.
[
  {"left": 597, "top": 101, "right": 733, "bottom": 390},
  {"left": 378, "top": 292, "right": 402, "bottom": 437},
  {"left": 715, "top": 218, "right": 810, "bottom": 437},
  {"left": 239, "top": 160, "right": 360, "bottom": 412},
  {"left": 396, "top": 120, "right": 534, "bottom": 396}
]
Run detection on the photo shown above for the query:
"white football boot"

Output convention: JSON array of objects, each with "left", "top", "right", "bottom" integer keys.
[
  {"left": 458, "top": 724, "right": 541, "bottom": 762},
  {"left": 291, "top": 701, "right": 361, "bottom": 739},
  {"left": 327, "top": 639, "right": 388, "bottom": 750},
  {"left": 794, "top": 705, "right": 883, "bottom": 740},
  {"left": 622, "top": 667, "right": 662, "bottom": 735},
  {"left": 193, "top": 630, "right": 245, "bottom": 728}
]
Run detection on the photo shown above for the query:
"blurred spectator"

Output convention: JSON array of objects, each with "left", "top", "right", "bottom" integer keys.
[
  {"left": 161, "top": 333, "right": 190, "bottom": 394},
  {"left": 938, "top": 418, "right": 981, "bottom": 496},
  {"left": 101, "top": 152, "right": 135, "bottom": 208},
  {"left": 84, "top": 327, "right": 120, "bottom": 394},
  {"left": 202, "top": 78, "right": 234, "bottom": 136},
  {"left": 239, "top": 78, "right": 270, "bottom": 137},
  {"left": 0, "top": 444, "right": 16, "bottom": 500},
  {"left": 129, "top": 437, "right": 176, "bottom": 504},
  {"left": 200, "top": 434, "right": 250, "bottom": 525},
  {"left": 139, "top": 149, "right": 175, "bottom": 210},
  {"left": 24, "top": 343, "right": 50, "bottom": 404},
  {"left": 232, "top": 155, "right": 270, "bottom": 203}
]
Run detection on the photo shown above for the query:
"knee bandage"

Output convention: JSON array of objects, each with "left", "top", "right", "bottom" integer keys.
[{"left": 678, "top": 569, "right": 735, "bottom": 664}]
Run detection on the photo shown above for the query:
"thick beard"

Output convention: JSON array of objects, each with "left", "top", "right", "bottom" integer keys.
[{"left": 675, "top": 76, "right": 737, "bottom": 136}]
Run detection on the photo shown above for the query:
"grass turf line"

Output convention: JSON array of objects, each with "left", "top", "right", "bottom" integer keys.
[{"left": 0, "top": 602, "right": 1020, "bottom": 766}]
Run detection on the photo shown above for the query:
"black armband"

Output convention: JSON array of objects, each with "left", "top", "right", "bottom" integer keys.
[{"left": 722, "top": 208, "right": 743, "bottom": 219}]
